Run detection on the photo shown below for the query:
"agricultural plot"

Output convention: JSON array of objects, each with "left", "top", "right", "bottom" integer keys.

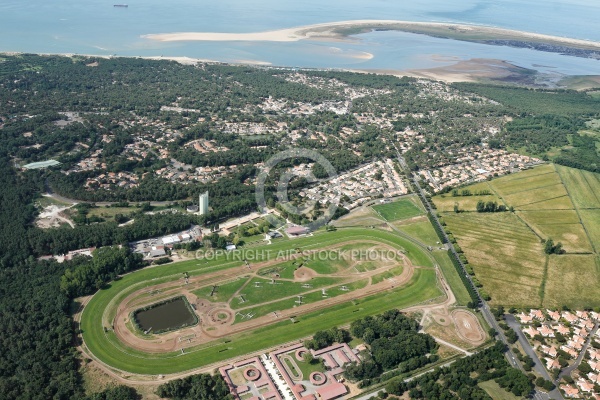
[
  {"left": 530, "top": 223, "right": 592, "bottom": 253},
  {"left": 434, "top": 194, "right": 501, "bottom": 213},
  {"left": 441, "top": 212, "right": 546, "bottom": 307},
  {"left": 490, "top": 170, "right": 562, "bottom": 195},
  {"left": 79, "top": 228, "right": 443, "bottom": 375},
  {"left": 434, "top": 163, "right": 600, "bottom": 308},
  {"left": 579, "top": 210, "right": 600, "bottom": 250},
  {"left": 517, "top": 195, "right": 575, "bottom": 210},
  {"left": 517, "top": 210, "right": 580, "bottom": 225},
  {"left": 556, "top": 165, "right": 600, "bottom": 209},
  {"left": 501, "top": 184, "right": 568, "bottom": 209},
  {"left": 372, "top": 197, "right": 424, "bottom": 221},
  {"left": 543, "top": 255, "right": 600, "bottom": 309}
]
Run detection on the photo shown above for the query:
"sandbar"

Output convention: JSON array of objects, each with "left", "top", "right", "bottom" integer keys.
[{"left": 142, "top": 19, "right": 600, "bottom": 51}]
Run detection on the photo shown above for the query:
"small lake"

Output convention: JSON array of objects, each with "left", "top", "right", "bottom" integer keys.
[{"left": 134, "top": 297, "right": 197, "bottom": 333}]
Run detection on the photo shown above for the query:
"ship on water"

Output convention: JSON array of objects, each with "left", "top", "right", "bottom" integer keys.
[{"left": 113, "top": 4, "right": 128, "bottom": 7}]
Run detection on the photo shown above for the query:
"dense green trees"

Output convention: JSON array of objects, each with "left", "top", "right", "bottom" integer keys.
[
  {"left": 385, "top": 342, "right": 533, "bottom": 399},
  {"left": 344, "top": 311, "right": 437, "bottom": 383},
  {"left": 85, "top": 386, "right": 140, "bottom": 400},
  {"left": 156, "top": 374, "right": 233, "bottom": 400},
  {"left": 60, "top": 246, "right": 144, "bottom": 297},
  {"left": 305, "top": 327, "right": 351, "bottom": 350},
  {"left": 475, "top": 200, "right": 507, "bottom": 213},
  {"left": 0, "top": 259, "right": 83, "bottom": 399},
  {"left": 544, "top": 238, "right": 564, "bottom": 255}
]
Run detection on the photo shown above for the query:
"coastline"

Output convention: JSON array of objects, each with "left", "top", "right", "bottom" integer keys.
[
  {"left": 141, "top": 19, "right": 600, "bottom": 52},
  {"left": 3, "top": 51, "right": 598, "bottom": 88}
]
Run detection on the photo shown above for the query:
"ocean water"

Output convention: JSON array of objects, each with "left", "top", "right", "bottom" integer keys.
[{"left": 1, "top": 0, "right": 600, "bottom": 74}]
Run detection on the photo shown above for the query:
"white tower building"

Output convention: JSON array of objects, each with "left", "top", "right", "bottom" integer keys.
[{"left": 199, "top": 191, "right": 209, "bottom": 215}]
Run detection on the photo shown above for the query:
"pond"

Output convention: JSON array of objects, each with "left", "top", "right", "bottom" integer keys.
[{"left": 134, "top": 297, "right": 197, "bottom": 333}]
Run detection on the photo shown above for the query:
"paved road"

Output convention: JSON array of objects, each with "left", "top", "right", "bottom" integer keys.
[
  {"left": 390, "top": 145, "right": 563, "bottom": 400},
  {"left": 559, "top": 321, "right": 600, "bottom": 380},
  {"left": 505, "top": 315, "right": 562, "bottom": 399}
]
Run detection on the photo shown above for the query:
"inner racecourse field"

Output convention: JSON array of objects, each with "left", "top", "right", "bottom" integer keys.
[{"left": 79, "top": 228, "right": 443, "bottom": 376}]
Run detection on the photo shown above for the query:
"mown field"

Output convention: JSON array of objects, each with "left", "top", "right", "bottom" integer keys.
[
  {"left": 372, "top": 196, "right": 424, "bottom": 221},
  {"left": 433, "top": 164, "right": 600, "bottom": 308},
  {"left": 80, "top": 228, "right": 442, "bottom": 375}
]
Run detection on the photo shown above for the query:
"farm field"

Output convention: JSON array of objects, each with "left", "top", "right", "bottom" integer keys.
[
  {"left": 433, "top": 164, "right": 600, "bottom": 308},
  {"left": 440, "top": 212, "right": 545, "bottom": 307},
  {"left": 556, "top": 165, "right": 600, "bottom": 209},
  {"left": 372, "top": 196, "right": 424, "bottom": 221},
  {"left": 79, "top": 228, "right": 443, "bottom": 375},
  {"left": 543, "top": 255, "right": 600, "bottom": 309}
]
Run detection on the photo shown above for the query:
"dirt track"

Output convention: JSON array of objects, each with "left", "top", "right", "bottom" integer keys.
[{"left": 112, "top": 241, "right": 413, "bottom": 353}]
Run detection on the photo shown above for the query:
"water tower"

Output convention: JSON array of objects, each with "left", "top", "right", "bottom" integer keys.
[{"left": 198, "top": 191, "right": 209, "bottom": 215}]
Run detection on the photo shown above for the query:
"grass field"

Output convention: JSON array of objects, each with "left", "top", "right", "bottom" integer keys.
[
  {"left": 392, "top": 219, "right": 471, "bottom": 306},
  {"left": 441, "top": 212, "right": 545, "bottom": 307},
  {"left": 556, "top": 165, "right": 600, "bottom": 209},
  {"left": 372, "top": 197, "right": 424, "bottom": 221},
  {"left": 478, "top": 380, "right": 523, "bottom": 400},
  {"left": 433, "top": 163, "right": 600, "bottom": 308},
  {"left": 543, "top": 255, "right": 600, "bottom": 309},
  {"left": 192, "top": 277, "right": 249, "bottom": 303},
  {"left": 579, "top": 210, "right": 600, "bottom": 250},
  {"left": 80, "top": 228, "right": 442, "bottom": 375}
]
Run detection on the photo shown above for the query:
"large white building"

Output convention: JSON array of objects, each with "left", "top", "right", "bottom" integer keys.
[{"left": 199, "top": 191, "right": 209, "bottom": 215}]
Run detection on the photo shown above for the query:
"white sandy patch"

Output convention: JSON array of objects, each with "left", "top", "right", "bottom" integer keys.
[{"left": 141, "top": 19, "right": 600, "bottom": 51}]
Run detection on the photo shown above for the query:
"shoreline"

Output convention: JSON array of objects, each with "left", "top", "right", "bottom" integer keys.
[
  {"left": 2, "top": 51, "right": 597, "bottom": 88},
  {"left": 141, "top": 19, "right": 600, "bottom": 51}
]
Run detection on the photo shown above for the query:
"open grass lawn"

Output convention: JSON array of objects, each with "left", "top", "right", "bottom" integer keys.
[
  {"left": 478, "top": 380, "right": 523, "bottom": 400},
  {"left": 87, "top": 206, "right": 138, "bottom": 221},
  {"left": 232, "top": 277, "right": 340, "bottom": 309},
  {"left": 431, "top": 250, "right": 472, "bottom": 306},
  {"left": 36, "top": 195, "right": 72, "bottom": 208},
  {"left": 192, "top": 277, "right": 249, "bottom": 303},
  {"left": 234, "top": 278, "right": 370, "bottom": 323},
  {"left": 80, "top": 228, "right": 442, "bottom": 374},
  {"left": 496, "top": 164, "right": 556, "bottom": 180},
  {"left": 556, "top": 165, "right": 600, "bottom": 209},
  {"left": 394, "top": 219, "right": 441, "bottom": 247},
  {"left": 372, "top": 197, "right": 423, "bottom": 221},
  {"left": 543, "top": 255, "right": 600, "bottom": 309},
  {"left": 442, "top": 213, "right": 545, "bottom": 307},
  {"left": 332, "top": 207, "right": 383, "bottom": 228},
  {"left": 295, "top": 358, "right": 325, "bottom": 377}
]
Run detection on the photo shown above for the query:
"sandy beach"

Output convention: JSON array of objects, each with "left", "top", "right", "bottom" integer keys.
[{"left": 142, "top": 19, "right": 600, "bottom": 51}]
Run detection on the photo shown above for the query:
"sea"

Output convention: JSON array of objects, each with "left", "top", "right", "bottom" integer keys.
[{"left": 1, "top": 0, "right": 600, "bottom": 75}]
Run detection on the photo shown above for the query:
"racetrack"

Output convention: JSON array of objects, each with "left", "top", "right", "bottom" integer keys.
[{"left": 78, "top": 228, "right": 443, "bottom": 377}]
